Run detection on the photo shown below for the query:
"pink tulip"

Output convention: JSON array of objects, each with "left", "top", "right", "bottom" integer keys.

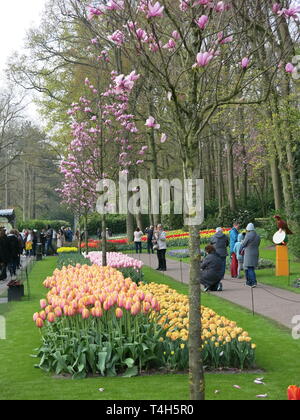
[
  {"left": 54, "top": 307, "right": 62, "bottom": 317},
  {"left": 39, "top": 311, "right": 46, "bottom": 321},
  {"left": 40, "top": 299, "right": 47, "bottom": 309},
  {"left": 95, "top": 308, "right": 103, "bottom": 318},
  {"left": 116, "top": 308, "right": 123, "bottom": 319},
  {"left": 82, "top": 309, "right": 90, "bottom": 319},
  {"left": 47, "top": 313, "right": 56, "bottom": 323},
  {"left": 36, "top": 318, "right": 44, "bottom": 329},
  {"left": 33, "top": 313, "right": 39, "bottom": 322}
]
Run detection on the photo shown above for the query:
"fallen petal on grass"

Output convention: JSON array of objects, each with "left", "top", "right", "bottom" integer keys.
[
  {"left": 233, "top": 385, "right": 241, "bottom": 389},
  {"left": 256, "top": 394, "right": 268, "bottom": 398}
]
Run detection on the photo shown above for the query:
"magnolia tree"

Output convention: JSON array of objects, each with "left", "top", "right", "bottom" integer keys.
[
  {"left": 60, "top": 69, "right": 141, "bottom": 261},
  {"left": 60, "top": 0, "right": 299, "bottom": 399}
]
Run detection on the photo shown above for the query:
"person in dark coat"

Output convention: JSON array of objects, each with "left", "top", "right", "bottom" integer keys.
[
  {"left": 210, "top": 227, "right": 229, "bottom": 281},
  {"left": 7, "top": 230, "right": 20, "bottom": 278},
  {"left": 240, "top": 223, "right": 261, "bottom": 287},
  {"left": 200, "top": 245, "right": 224, "bottom": 291},
  {"left": 146, "top": 226, "right": 154, "bottom": 254},
  {"left": 0, "top": 228, "right": 10, "bottom": 281}
]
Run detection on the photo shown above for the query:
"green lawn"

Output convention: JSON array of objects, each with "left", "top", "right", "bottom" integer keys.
[{"left": 0, "top": 259, "right": 299, "bottom": 400}]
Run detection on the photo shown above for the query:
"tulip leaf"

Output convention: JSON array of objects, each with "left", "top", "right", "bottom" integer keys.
[
  {"left": 122, "top": 366, "right": 138, "bottom": 377},
  {"left": 124, "top": 358, "right": 135, "bottom": 368}
]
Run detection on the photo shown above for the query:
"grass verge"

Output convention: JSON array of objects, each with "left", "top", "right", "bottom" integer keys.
[{"left": 0, "top": 259, "right": 299, "bottom": 400}]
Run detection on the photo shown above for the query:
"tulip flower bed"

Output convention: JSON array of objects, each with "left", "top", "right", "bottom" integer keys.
[
  {"left": 33, "top": 265, "right": 176, "bottom": 378},
  {"left": 85, "top": 252, "right": 143, "bottom": 284},
  {"left": 57, "top": 247, "right": 78, "bottom": 254},
  {"left": 80, "top": 228, "right": 230, "bottom": 252},
  {"left": 139, "top": 283, "right": 256, "bottom": 370}
]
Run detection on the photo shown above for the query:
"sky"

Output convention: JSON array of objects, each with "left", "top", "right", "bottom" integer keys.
[{"left": 0, "top": 0, "right": 47, "bottom": 119}]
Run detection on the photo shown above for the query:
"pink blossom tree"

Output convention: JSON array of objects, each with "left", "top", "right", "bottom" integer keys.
[
  {"left": 60, "top": 0, "right": 296, "bottom": 399},
  {"left": 60, "top": 69, "right": 141, "bottom": 262}
]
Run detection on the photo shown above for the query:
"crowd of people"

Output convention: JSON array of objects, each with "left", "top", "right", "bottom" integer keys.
[
  {"left": 200, "top": 222, "right": 261, "bottom": 292},
  {"left": 134, "top": 224, "right": 167, "bottom": 272},
  {"left": 0, "top": 225, "right": 75, "bottom": 282}
]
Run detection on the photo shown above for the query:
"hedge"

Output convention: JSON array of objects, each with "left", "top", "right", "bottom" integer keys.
[{"left": 17, "top": 219, "right": 70, "bottom": 232}]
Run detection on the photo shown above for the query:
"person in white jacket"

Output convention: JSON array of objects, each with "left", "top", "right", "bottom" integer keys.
[
  {"left": 134, "top": 227, "right": 143, "bottom": 254},
  {"left": 156, "top": 224, "right": 167, "bottom": 271}
]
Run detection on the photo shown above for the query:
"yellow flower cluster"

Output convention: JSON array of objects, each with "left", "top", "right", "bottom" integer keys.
[
  {"left": 139, "top": 282, "right": 256, "bottom": 350},
  {"left": 57, "top": 247, "right": 78, "bottom": 253}
]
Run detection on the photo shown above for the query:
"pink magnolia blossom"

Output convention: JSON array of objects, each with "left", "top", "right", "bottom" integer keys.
[
  {"left": 163, "top": 39, "right": 176, "bottom": 50},
  {"left": 145, "top": 116, "right": 160, "bottom": 129},
  {"left": 241, "top": 57, "right": 250, "bottom": 69},
  {"left": 285, "top": 63, "right": 295, "bottom": 73},
  {"left": 193, "top": 52, "right": 214, "bottom": 68},
  {"left": 108, "top": 30, "right": 125, "bottom": 46},
  {"left": 172, "top": 31, "right": 180, "bottom": 40},
  {"left": 161, "top": 133, "right": 167, "bottom": 143},
  {"left": 147, "top": 2, "right": 164, "bottom": 18},
  {"left": 106, "top": 0, "right": 124, "bottom": 11},
  {"left": 196, "top": 15, "right": 209, "bottom": 30},
  {"left": 215, "top": 1, "right": 225, "bottom": 12}
]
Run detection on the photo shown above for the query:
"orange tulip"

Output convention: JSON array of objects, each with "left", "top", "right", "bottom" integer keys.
[
  {"left": 82, "top": 308, "right": 90, "bottom": 319},
  {"left": 47, "top": 312, "right": 56, "bottom": 323},
  {"left": 288, "top": 385, "right": 300, "bottom": 400},
  {"left": 39, "top": 311, "right": 46, "bottom": 321},
  {"left": 54, "top": 307, "right": 62, "bottom": 317},
  {"left": 116, "top": 308, "right": 123, "bottom": 319},
  {"left": 36, "top": 318, "right": 44, "bottom": 328},
  {"left": 40, "top": 299, "right": 47, "bottom": 309},
  {"left": 33, "top": 312, "right": 39, "bottom": 322}
]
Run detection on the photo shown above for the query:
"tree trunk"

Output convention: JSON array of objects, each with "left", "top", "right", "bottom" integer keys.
[
  {"left": 23, "top": 163, "right": 26, "bottom": 221},
  {"left": 186, "top": 157, "right": 205, "bottom": 400},
  {"left": 270, "top": 157, "right": 283, "bottom": 210},
  {"left": 226, "top": 136, "right": 236, "bottom": 211},
  {"left": 102, "top": 214, "right": 107, "bottom": 266}
]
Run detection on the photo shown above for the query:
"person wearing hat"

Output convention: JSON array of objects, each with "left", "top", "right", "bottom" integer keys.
[{"left": 240, "top": 223, "right": 261, "bottom": 287}]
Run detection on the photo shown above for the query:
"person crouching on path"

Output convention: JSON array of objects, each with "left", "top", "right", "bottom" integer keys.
[{"left": 200, "top": 245, "right": 224, "bottom": 292}]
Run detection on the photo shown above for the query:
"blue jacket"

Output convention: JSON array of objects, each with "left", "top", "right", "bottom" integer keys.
[{"left": 230, "top": 227, "right": 239, "bottom": 254}]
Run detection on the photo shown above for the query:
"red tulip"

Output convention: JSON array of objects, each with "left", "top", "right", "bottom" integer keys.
[{"left": 288, "top": 385, "right": 300, "bottom": 400}]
